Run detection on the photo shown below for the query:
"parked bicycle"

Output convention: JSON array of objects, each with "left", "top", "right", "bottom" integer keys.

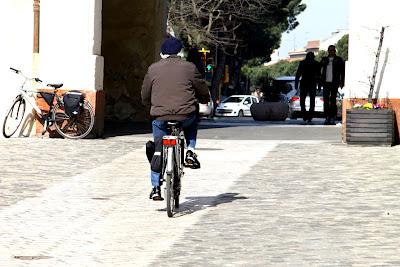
[
  {"left": 2, "top": 67, "right": 95, "bottom": 139},
  {"left": 161, "top": 121, "right": 185, "bottom": 217}
]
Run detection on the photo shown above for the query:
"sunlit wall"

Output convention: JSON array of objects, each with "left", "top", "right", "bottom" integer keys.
[{"left": 347, "top": 0, "right": 400, "bottom": 99}]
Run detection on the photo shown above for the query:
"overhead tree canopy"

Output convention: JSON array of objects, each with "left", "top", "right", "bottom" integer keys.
[
  {"left": 168, "top": 0, "right": 306, "bottom": 58},
  {"left": 168, "top": 0, "right": 305, "bottom": 100}
]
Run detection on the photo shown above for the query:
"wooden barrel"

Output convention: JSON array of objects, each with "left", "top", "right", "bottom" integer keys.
[{"left": 250, "top": 102, "right": 289, "bottom": 121}]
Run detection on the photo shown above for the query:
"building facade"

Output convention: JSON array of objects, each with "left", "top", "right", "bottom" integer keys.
[
  {"left": 343, "top": 0, "right": 400, "bottom": 141},
  {"left": 0, "top": 0, "right": 167, "bottom": 138}
]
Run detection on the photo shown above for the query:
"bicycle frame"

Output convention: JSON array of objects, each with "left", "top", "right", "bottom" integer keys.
[
  {"left": 163, "top": 136, "right": 181, "bottom": 175},
  {"left": 162, "top": 127, "right": 185, "bottom": 176},
  {"left": 162, "top": 122, "right": 185, "bottom": 217},
  {"left": 11, "top": 69, "right": 54, "bottom": 119}
]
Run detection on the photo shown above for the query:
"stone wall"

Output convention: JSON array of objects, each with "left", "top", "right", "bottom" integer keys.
[{"left": 102, "top": 0, "right": 167, "bottom": 123}]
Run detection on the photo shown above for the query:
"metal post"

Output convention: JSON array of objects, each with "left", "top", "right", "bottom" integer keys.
[
  {"left": 368, "top": 26, "right": 385, "bottom": 103},
  {"left": 33, "top": 0, "right": 40, "bottom": 53}
]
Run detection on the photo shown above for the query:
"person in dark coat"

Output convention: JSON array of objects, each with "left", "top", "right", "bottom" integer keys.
[
  {"left": 295, "top": 52, "right": 320, "bottom": 123},
  {"left": 141, "top": 36, "right": 210, "bottom": 200},
  {"left": 320, "top": 45, "right": 345, "bottom": 125}
]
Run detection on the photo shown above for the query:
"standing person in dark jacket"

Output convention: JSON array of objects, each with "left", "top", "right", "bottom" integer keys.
[
  {"left": 141, "top": 36, "right": 210, "bottom": 201},
  {"left": 320, "top": 45, "right": 345, "bottom": 125},
  {"left": 295, "top": 52, "right": 320, "bottom": 124}
]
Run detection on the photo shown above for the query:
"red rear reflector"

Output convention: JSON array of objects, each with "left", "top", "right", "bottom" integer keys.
[
  {"left": 320, "top": 97, "right": 324, "bottom": 102},
  {"left": 163, "top": 139, "right": 177, "bottom": 146},
  {"left": 290, "top": 96, "right": 300, "bottom": 102}
]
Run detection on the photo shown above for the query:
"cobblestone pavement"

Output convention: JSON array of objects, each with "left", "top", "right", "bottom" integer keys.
[{"left": 1, "top": 128, "right": 400, "bottom": 266}]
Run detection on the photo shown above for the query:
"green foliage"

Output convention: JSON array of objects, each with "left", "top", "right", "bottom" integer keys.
[
  {"left": 242, "top": 60, "right": 299, "bottom": 86},
  {"left": 266, "top": 60, "right": 299, "bottom": 78},
  {"left": 243, "top": 33, "right": 349, "bottom": 87},
  {"left": 315, "top": 34, "right": 348, "bottom": 61},
  {"left": 315, "top": 50, "right": 328, "bottom": 61},
  {"left": 336, "top": 34, "right": 349, "bottom": 61},
  {"left": 242, "top": 64, "right": 270, "bottom": 86},
  {"left": 239, "top": 0, "right": 306, "bottom": 60}
]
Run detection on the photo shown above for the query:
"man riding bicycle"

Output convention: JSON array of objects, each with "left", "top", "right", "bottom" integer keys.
[{"left": 141, "top": 36, "right": 210, "bottom": 201}]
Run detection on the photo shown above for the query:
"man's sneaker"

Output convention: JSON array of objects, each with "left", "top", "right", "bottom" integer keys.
[
  {"left": 149, "top": 186, "right": 164, "bottom": 201},
  {"left": 185, "top": 150, "right": 201, "bottom": 169}
]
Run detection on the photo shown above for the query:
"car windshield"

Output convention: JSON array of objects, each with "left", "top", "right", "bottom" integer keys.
[
  {"left": 222, "top": 96, "right": 244, "bottom": 103},
  {"left": 273, "top": 80, "right": 295, "bottom": 94}
]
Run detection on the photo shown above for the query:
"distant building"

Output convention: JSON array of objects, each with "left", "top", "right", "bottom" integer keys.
[
  {"left": 288, "top": 49, "right": 307, "bottom": 62},
  {"left": 285, "top": 29, "right": 348, "bottom": 61},
  {"left": 305, "top": 40, "right": 320, "bottom": 54},
  {"left": 320, "top": 29, "right": 349, "bottom": 51}
]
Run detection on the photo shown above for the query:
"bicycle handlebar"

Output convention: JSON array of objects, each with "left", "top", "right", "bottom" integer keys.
[
  {"left": 10, "top": 67, "right": 20, "bottom": 74},
  {"left": 10, "top": 67, "right": 42, "bottom": 83}
]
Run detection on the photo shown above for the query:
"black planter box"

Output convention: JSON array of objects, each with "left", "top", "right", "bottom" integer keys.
[
  {"left": 250, "top": 102, "right": 288, "bottom": 121},
  {"left": 346, "top": 109, "right": 395, "bottom": 146}
]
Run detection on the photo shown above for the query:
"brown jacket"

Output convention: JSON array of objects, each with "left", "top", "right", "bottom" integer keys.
[{"left": 141, "top": 56, "right": 210, "bottom": 120}]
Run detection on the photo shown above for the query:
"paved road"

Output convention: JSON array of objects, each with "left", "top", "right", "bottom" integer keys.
[{"left": 1, "top": 120, "right": 399, "bottom": 266}]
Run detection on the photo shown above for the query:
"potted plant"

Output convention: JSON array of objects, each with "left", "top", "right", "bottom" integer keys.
[{"left": 345, "top": 26, "right": 395, "bottom": 146}]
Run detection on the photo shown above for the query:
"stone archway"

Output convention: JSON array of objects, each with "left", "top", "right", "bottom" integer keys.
[{"left": 102, "top": 0, "right": 167, "bottom": 124}]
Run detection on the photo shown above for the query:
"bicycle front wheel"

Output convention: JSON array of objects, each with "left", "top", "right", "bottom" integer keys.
[
  {"left": 3, "top": 95, "right": 26, "bottom": 138},
  {"left": 53, "top": 100, "right": 95, "bottom": 139}
]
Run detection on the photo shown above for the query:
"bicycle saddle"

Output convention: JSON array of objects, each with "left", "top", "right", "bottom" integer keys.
[{"left": 47, "top": 83, "right": 63, "bottom": 89}]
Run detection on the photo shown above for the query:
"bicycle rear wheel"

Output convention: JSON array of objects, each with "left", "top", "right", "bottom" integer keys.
[
  {"left": 166, "top": 171, "right": 175, "bottom": 217},
  {"left": 3, "top": 96, "right": 26, "bottom": 138},
  {"left": 53, "top": 100, "right": 94, "bottom": 139}
]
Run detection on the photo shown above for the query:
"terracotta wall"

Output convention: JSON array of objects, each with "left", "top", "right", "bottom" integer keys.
[{"left": 102, "top": 0, "right": 167, "bottom": 123}]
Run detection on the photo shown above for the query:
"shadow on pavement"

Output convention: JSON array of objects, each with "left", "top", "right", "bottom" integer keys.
[
  {"left": 173, "top": 192, "right": 248, "bottom": 217},
  {"left": 102, "top": 118, "right": 341, "bottom": 138},
  {"left": 102, "top": 118, "right": 273, "bottom": 138},
  {"left": 103, "top": 120, "right": 152, "bottom": 138}
]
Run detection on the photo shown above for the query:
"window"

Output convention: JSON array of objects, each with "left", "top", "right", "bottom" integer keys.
[{"left": 222, "top": 96, "right": 244, "bottom": 103}]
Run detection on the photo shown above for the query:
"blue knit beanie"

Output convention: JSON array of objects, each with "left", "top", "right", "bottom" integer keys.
[{"left": 161, "top": 37, "right": 183, "bottom": 55}]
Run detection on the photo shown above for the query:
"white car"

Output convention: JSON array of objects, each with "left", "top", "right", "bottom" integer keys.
[
  {"left": 215, "top": 95, "right": 259, "bottom": 117},
  {"left": 289, "top": 88, "right": 343, "bottom": 119}
]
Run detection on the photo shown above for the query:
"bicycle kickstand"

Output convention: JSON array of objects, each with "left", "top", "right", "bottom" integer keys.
[{"left": 41, "top": 118, "right": 49, "bottom": 136}]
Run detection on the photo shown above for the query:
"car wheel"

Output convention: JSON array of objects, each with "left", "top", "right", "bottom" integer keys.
[{"left": 238, "top": 110, "right": 244, "bottom": 117}]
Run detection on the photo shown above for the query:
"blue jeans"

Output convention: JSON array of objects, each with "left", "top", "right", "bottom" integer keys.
[{"left": 150, "top": 114, "right": 198, "bottom": 187}]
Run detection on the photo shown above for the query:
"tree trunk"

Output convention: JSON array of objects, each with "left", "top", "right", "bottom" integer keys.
[
  {"left": 231, "top": 57, "right": 242, "bottom": 94},
  {"left": 211, "top": 50, "right": 226, "bottom": 103}
]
